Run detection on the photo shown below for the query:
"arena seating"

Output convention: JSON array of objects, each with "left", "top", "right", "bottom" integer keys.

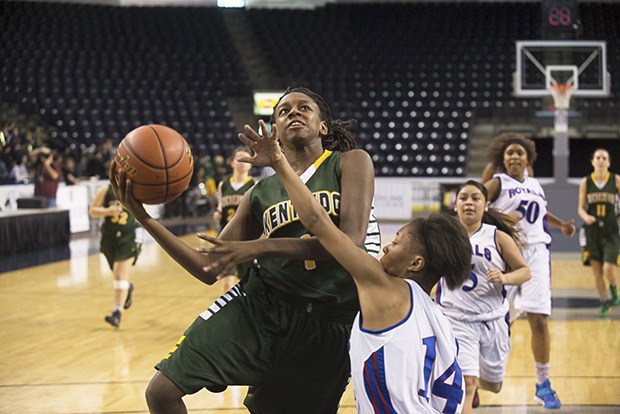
[
  {"left": 575, "top": 2, "right": 619, "bottom": 113},
  {"left": 1, "top": 1, "right": 618, "bottom": 176},
  {"left": 0, "top": 1, "right": 251, "bottom": 157},
  {"left": 247, "top": 3, "right": 546, "bottom": 175}
]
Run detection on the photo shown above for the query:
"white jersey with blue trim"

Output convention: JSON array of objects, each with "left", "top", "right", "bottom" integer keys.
[
  {"left": 349, "top": 279, "right": 465, "bottom": 414},
  {"left": 437, "top": 223, "right": 509, "bottom": 322},
  {"left": 490, "top": 173, "right": 551, "bottom": 245}
]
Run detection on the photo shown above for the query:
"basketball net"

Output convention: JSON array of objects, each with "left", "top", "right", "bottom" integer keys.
[{"left": 549, "top": 83, "right": 574, "bottom": 111}]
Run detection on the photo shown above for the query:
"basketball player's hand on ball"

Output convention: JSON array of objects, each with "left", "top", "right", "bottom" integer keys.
[
  {"left": 109, "top": 160, "right": 148, "bottom": 220},
  {"left": 237, "top": 120, "right": 283, "bottom": 167}
]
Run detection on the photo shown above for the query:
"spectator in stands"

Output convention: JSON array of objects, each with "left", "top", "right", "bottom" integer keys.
[
  {"left": 62, "top": 155, "right": 80, "bottom": 186},
  {"left": 0, "top": 157, "right": 8, "bottom": 184},
  {"left": 86, "top": 138, "right": 115, "bottom": 179},
  {"left": 10, "top": 152, "right": 30, "bottom": 184},
  {"left": 110, "top": 87, "right": 380, "bottom": 414},
  {"left": 4, "top": 124, "right": 24, "bottom": 146},
  {"left": 32, "top": 148, "right": 62, "bottom": 207},
  {"left": 62, "top": 144, "right": 83, "bottom": 173},
  {"left": 86, "top": 148, "right": 109, "bottom": 179},
  {"left": 484, "top": 132, "right": 575, "bottom": 410},
  {"left": 577, "top": 148, "right": 620, "bottom": 318},
  {"left": 0, "top": 142, "right": 14, "bottom": 184}
]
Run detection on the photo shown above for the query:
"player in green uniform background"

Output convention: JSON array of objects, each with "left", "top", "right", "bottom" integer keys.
[
  {"left": 578, "top": 148, "right": 620, "bottom": 318},
  {"left": 212, "top": 146, "right": 256, "bottom": 293},
  {"left": 89, "top": 183, "right": 142, "bottom": 327}
]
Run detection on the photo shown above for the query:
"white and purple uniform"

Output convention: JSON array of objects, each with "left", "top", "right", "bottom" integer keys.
[
  {"left": 437, "top": 223, "right": 511, "bottom": 382},
  {"left": 491, "top": 173, "right": 552, "bottom": 315},
  {"left": 349, "top": 279, "right": 465, "bottom": 414}
]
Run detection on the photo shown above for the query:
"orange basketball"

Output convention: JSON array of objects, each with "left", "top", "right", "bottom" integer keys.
[{"left": 114, "top": 124, "right": 194, "bottom": 204}]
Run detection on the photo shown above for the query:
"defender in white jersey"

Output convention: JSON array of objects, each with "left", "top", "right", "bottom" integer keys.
[
  {"left": 484, "top": 133, "right": 575, "bottom": 410},
  {"left": 438, "top": 180, "right": 530, "bottom": 413},
  {"left": 351, "top": 279, "right": 462, "bottom": 413},
  {"left": 238, "top": 120, "right": 473, "bottom": 414}
]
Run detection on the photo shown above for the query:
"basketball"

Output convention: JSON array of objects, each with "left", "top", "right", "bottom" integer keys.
[{"left": 114, "top": 124, "right": 194, "bottom": 204}]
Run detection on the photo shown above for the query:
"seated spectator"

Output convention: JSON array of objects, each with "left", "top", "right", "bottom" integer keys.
[
  {"left": 62, "top": 155, "right": 80, "bottom": 185},
  {"left": 10, "top": 153, "right": 30, "bottom": 183},
  {"left": 0, "top": 157, "right": 8, "bottom": 183}
]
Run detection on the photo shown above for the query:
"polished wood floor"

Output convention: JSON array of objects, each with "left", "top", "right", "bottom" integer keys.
[{"left": 1, "top": 223, "right": 619, "bottom": 413}]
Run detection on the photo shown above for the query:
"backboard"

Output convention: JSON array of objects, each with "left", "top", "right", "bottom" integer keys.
[{"left": 514, "top": 40, "right": 609, "bottom": 97}]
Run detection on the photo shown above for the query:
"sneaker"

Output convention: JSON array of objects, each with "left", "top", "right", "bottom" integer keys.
[
  {"left": 600, "top": 301, "right": 611, "bottom": 318},
  {"left": 124, "top": 283, "right": 134, "bottom": 309},
  {"left": 104, "top": 310, "right": 121, "bottom": 327},
  {"left": 472, "top": 389, "right": 480, "bottom": 409},
  {"left": 534, "top": 379, "right": 561, "bottom": 409}
]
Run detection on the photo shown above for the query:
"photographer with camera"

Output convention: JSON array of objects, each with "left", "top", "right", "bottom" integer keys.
[{"left": 32, "top": 147, "right": 63, "bottom": 207}]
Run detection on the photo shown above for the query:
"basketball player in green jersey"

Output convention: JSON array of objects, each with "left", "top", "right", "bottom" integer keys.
[
  {"left": 110, "top": 87, "right": 380, "bottom": 414},
  {"left": 578, "top": 148, "right": 620, "bottom": 318},
  {"left": 213, "top": 146, "right": 256, "bottom": 293},
  {"left": 89, "top": 183, "right": 142, "bottom": 327}
]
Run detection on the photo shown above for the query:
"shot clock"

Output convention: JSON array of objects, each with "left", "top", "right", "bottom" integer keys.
[{"left": 542, "top": 0, "right": 581, "bottom": 39}]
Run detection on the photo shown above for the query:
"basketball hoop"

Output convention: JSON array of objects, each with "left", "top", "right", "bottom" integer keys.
[{"left": 549, "top": 83, "right": 574, "bottom": 110}]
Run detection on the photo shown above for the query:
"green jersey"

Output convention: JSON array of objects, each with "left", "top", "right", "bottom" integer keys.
[
  {"left": 585, "top": 173, "right": 619, "bottom": 236},
  {"left": 249, "top": 150, "right": 359, "bottom": 311},
  {"left": 220, "top": 175, "right": 256, "bottom": 229},
  {"left": 101, "top": 184, "right": 138, "bottom": 236}
]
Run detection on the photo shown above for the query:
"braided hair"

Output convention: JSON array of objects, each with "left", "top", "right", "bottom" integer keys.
[
  {"left": 270, "top": 87, "right": 357, "bottom": 152},
  {"left": 486, "top": 132, "right": 537, "bottom": 174}
]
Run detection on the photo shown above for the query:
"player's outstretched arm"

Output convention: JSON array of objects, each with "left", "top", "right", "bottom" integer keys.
[
  {"left": 199, "top": 117, "right": 376, "bottom": 271},
  {"left": 109, "top": 162, "right": 238, "bottom": 285},
  {"left": 237, "top": 121, "right": 385, "bottom": 289}
]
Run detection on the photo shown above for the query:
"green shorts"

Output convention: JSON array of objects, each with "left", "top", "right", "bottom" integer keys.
[
  {"left": 100, "top": 230, "right": 141, "bottom": 270},
  {"left": 585, "top": 225, "right": 620, "bottom": 264},
  {"left": 155, "top": 267, "right": 356, "bottom": 414}
]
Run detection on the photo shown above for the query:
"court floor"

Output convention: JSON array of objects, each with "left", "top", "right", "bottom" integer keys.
[{"left": 1, "top": 220, "right": 619, "bottom": 413}]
